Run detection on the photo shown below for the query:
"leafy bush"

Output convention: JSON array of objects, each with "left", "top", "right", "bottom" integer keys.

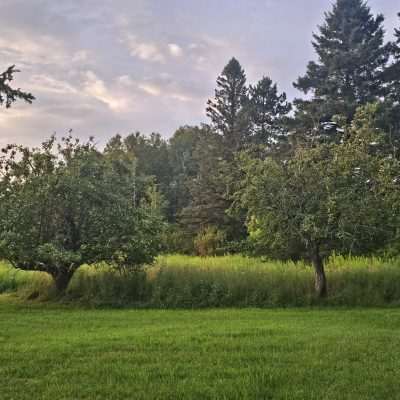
[
  {"left": 194, "top": 227, "right": 226, "bottom": 256},
  {"left": 160, "top": 225, "right": 194, "bottom": 254}
]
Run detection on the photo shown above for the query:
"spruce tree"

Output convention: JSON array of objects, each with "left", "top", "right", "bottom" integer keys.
[
  {"left": 385, "top": 13, "right": 400, "bottom": 104},
  {"left": 379, "top": 13, "right": 400, "bottom": 157},
  {"left": 0, "top": 65, "right": 35, "bottom": 108},
  {"left": 179, "top": 128, "right": 230, "bottom": 234},
  {"left": 179, "top": 126, "right": 246, "bottom": 242},
  {"left": 247, "top": 76, "right": 291, "bottom": 146},
  {"left": 206, "top": 58, "right": 249, "bottom": 152},
  {"left": 294, "top": 0, "right": 390, "bottom": 135}
]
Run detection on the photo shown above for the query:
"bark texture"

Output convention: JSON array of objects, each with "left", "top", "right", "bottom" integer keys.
[{"left": 311, "top": 245, "right": 327, "bottom": 298}]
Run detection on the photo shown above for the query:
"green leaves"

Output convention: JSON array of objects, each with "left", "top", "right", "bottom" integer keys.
[
  {"left": 0, "top": 135, "right": 163, "bottom": 291},
  {"left": 239, "top": 104, "right": 400, "bottom": 261}
]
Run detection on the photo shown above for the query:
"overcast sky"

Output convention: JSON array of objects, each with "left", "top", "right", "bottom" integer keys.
[{"left": 0, "top": 0, "right": 398, "bottom": 148}]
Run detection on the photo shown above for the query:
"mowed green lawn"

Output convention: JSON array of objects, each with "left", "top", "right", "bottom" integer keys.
[{"left": 1, "top": 298, "right": 400, "bottom": 400}]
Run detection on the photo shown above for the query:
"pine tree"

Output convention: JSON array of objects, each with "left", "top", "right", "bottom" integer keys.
[
  {"left": 379, "top": 13, "right": 400, "bottom": 157},
  {"left": 294, "top": 0, "right": 390, "bottom": 135},
  {"left": 247, "top": 76, "right": 291, "bottom": 146},
  {"left": 206, "top": 58, "right": 249, "bottom": 152},
  {"left": 179, "top": 127, "right": 246, "bottom": 241},
  {"left": 385, "top": 13, "right": 400, "bottom": 104},
  {"left": 179, "top": 129, "right": 230, "bottom": 233},
  {"left": 0, "top": 65, "right": 34, "bottom": 108}
]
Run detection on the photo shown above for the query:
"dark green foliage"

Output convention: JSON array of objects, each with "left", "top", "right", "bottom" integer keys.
[
  {"left": 124, "top": 132, "right": 172, "bottom": 192},
  {"left": 0, "top": 136, "right": 163, "bottom": 292},
  {"left": 193, "top": 226, "right": 226, "bottom": 256},
  {"left": 379, "top": 14, "right": 400, "bottom": 157},
  {"left": 179, "top": 128, "right": 244, "bottom": 240},
  {"left": 247, "top": 76, "right": 291, "bottom": 147},
  {"left": 0, "top": 65, "right": 35, "bottom": 108},
  {"left": 238, "top": 104, "right": 400, "bottom": 296},
  {"left": 160, "top": 224, "right": 194, "bottom": 254},
  {"left": 384, "top": 13, "right": 400, "bottom": 102},
  {"left": 107, "top": 132, "right": 172, "bottom": 197},
  {"left": 294, "top": 0, "right": 390, "bottom": 139},
  {"left": 206, "top": 57, "right": 250, "bottom": 151},
  {"left": 168, "top": 126, "right": 202, "bottom": 220}
]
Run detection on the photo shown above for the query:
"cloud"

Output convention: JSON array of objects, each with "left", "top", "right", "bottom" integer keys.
[
  {"left": 28, "top": 75, "right": 78, "bottom": 95},
  {"left": 83, "top": 71, "right": 129, "bottom": 112},
  {"left": 123, "top": 34, "right": 165, "bottom": 63},
  {"left": 0, "top": 33, "right": 69, "bottom": 68},
  {"left": 117, "top": 73, "right": 196, "bottom": 102},
  {"left": 170, "top": 93, "right": 192, "bottom": 102},
  {"left": 138, "top": 83, "right": 162, "bottom": 96},
  {"left": 168, "top": 43, "right": 183, "bottom": 57}
]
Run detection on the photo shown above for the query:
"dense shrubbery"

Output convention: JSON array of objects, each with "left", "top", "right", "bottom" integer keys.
[
  {"left": 194, "top": 226, "right": 226, "bottom": 256},
  {"left": 3, "top": 255, "right": 400, "bottom": 308}
]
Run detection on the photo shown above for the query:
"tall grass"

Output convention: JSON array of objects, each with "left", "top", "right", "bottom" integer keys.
[
  {"left": 2, "top": 255, "right": 400, "bottom": 307},
  {"left": 0, "top": 261, "right": 52, "bottom": 299}
]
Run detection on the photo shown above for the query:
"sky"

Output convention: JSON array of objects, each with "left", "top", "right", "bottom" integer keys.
[{"left": 0, "top": 0, "right": 398, "bottom": 148}]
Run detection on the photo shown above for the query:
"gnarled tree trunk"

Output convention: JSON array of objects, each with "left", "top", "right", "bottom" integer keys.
[
  {"left": 51, "top": 267, "right": 75, "bottom": 294},
  {"left": 311, "top": 245, "right": 327, "bottom": 298}
]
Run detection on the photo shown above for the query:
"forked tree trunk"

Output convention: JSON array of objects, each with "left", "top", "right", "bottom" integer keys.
[
  {"left": 311, "top": 245, "right": 327, "bottom": 298},
  {"left": 52, "top": 268, "right": 74, "bottom": 294}
]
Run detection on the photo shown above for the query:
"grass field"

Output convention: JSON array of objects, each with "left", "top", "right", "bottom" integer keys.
[{"left": 1, "top": 297, "right": 400, "bottom": 399}]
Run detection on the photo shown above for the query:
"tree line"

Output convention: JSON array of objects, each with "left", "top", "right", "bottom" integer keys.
[{"left": 1, "top": 0, "right": 400, "bottom": 297}]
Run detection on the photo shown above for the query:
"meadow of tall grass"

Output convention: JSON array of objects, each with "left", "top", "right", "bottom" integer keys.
[{"left": 2, "top": 255, "right": 400, "bottom": 307}]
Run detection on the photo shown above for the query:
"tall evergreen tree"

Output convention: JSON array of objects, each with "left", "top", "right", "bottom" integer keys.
[
  {"left": 179, "top": 129, "right": 229, "bottom": 233},
  {"left": 385, "top": 13, "right": 400, "bottom": 104},
  {"left": 294, "top": 0, "right": 390, "bottom": 137},
  {"left": 179, "top": 127, "right": 246, "bottom": 241},
  {"left": 248, "top": 76, "right": 291, "bottom": 146},
  {"left": 375, "top": 13, "right": 400, "bottom": 158},
  {"left": 206, "top": 58, "right": 249, "bottom": 152}
]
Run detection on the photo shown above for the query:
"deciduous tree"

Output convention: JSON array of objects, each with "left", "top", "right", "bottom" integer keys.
[
  {"left": 239, "top": 104, "right": 399, "bottom": 297},
  {"left": 0, "top": 136, "right": 162, "bottom": 293}
]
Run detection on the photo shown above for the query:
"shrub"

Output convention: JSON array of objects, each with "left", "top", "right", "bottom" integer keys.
[
  {"left": 160, "top": 225, "right": 194, "bottom": 254},
  {"left": 194, "top": 227, "right": 226, "bottom": 256}
]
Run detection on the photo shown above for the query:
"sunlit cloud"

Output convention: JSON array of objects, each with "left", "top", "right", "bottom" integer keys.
[
  {"left": 123, "top": 34, "right": 165, "bottom": 63},
  {"left": 168, "top": 43, "right": 183, "bottom": 57},
  {"left": 28, "top": 75, "right": 78, "bottom": 95},
  {"left": 138, "top": 83, "right": 162, "bottom": 96},
  {"left": 83, "top": 71, "right": 129, "bottom": 112}
]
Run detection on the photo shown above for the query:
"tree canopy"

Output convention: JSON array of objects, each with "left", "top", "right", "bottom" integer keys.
[
  {"left": 238, "top": 104, "right": 399, "bottom": 296},
  {"left": 0, "top": 136, "right": 163, "bottom": 292}
]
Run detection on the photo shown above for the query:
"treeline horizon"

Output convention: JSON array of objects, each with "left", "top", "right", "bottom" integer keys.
[{"left": 1, "top": 0, "right": 400, "bottom": 297}]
